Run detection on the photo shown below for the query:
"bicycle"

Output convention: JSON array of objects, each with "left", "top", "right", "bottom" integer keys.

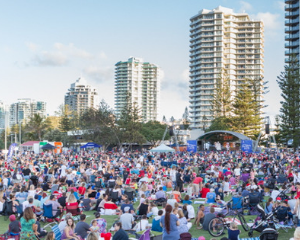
[{"left": 208, "top": 203, "right": 250, "bottom": 237}]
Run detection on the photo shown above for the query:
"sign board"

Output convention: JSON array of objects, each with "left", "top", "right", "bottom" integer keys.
[
  {"left": 241, "top": 140, "right": 253, "bottom": 153},
  {"left": 187, "top": 140, "right": 197, "bottom": 153}
]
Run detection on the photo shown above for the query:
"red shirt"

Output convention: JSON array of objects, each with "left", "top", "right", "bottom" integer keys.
[
  {"left": 104, "top": 202, "right": 118, "bottom": 209},
  {"left": 78, "top": 187, "right": 86, "bottom": 195},
  {"left": 193, "top": 177, "right": 203, "bottom": 184},
  {"left": 201, "top": 187, "right": 210, "bottom": 198}
]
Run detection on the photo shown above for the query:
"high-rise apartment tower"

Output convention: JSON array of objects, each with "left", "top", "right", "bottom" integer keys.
[
  {"left": 114, "top": 57, "right": 160, "bottom": 122},
  {"left": 285, "top": 0, "right": 300, "bottom": 63},
  {"left": 65, "top": 77, "right": 99, "bottom": 115},
  {"left": 9, "top": 98, "right": 47, "bottom": 127},
  {"left": 189, "top": 6, "right": 264, "bottom": 129}
]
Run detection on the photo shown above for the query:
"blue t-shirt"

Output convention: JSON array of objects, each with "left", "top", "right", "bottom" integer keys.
[
  {"left": 160, "top": 214, "right": 179, "bottom": 240},
  {"left": 206, "top": 192, "right": 216, "bottom": 203}
]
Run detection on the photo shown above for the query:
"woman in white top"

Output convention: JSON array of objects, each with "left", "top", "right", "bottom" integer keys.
[
  {"left": 28, "top": 185, "right": 36, "bottom": 198},
  {"left": 167, "top": 194, "right": 177, "bottom": 209},
  {"left": 234, "top": 166, "right": 241, "bottom": 181}
]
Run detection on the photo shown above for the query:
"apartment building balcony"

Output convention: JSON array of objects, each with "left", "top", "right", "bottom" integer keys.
[
  {"left": 285, "top": 40, "right": 300, "bottom": 48},
  {"left": 286, "top": 2, "right": 300, "bottom": 11},
  {"left": 285, "top": 17, "right": 299, "bottom": 26},
  {"left": 285, "top": 48, "right": 300, "bottom": 55},
  {"left": 285, "top": 10, "right": 300, "bottom": 19},
  {"left": 285, "top": 33, "right": 300, "bottom": 40},
  {"left": 285, "top": 26, "right": 299, "bottom": 34}
]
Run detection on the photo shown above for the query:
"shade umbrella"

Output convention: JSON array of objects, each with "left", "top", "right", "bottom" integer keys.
[
  {"left": 139, "top": 177, "right": 153, "bottom": 183},
  {"left": 41, "top": 143, "right": 56, "bottom": 150}
]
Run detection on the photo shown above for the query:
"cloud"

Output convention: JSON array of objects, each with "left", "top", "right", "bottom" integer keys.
[
  {"left": 25, "top": 42, "right": 106, "bottom": 67},
  {"left": 26, "top": 42, "right": 39, "bottom": 51},
  {"left": 251, "top": 12, "right": 281, "bottom": 30},
  {"left": 53, "top": 43, "right": 94, "bottom": 59},
  {"left": 32, "top": 51, "right": 69, "bottom": 67},
  {"left": 83, "top": 65, "right": 114, "bottom": 83},
  {"left": 275, "top": 1, "right": 285, "bottom": 11},
  {"left": 239, "top": 1, "right": 253, "bottom": 12}
]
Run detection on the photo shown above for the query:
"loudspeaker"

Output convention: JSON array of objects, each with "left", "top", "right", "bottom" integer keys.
[
  {"left": 169, "top": 126, "right": 174, "bottom": 136},
  {"left": 265, "top": 124, "right": 270, "bottom": 134}
]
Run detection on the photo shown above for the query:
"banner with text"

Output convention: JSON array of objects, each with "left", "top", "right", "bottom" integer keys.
[
  {"left": 7, "top": 143, "right": 18, "bottom": 163},
  {"left": 241, "top": 140, "right": 253, "bottom": 153},
  {"left": 187, "top": 140, "right": 197, "bottom": 153}
]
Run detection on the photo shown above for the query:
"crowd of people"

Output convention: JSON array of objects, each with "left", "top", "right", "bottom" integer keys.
[{"left": 0, "top": 148, "right": 300, "bottom": 239}]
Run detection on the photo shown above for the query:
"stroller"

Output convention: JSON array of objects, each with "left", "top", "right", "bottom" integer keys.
[
  {"left": 248, "top": 204, "right": 276, "bottom": 237},
  {"left": 259, "top": 228, "right": 279, "bottom": 240}
]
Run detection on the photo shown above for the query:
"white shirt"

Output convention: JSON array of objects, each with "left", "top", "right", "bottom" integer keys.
[
  {"left": 167, "top": 199, "right": 177, "bottom": 209},
  {"left": 60, "top": 165, "right": 66, "bottom": 177},
  {"left": 234, "top": 168, "right": 241, "bottom": 176}
]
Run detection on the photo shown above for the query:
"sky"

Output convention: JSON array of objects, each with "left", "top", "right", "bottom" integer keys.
[{"left": 0, "top": 0, "right": 285, "bottom": 123}]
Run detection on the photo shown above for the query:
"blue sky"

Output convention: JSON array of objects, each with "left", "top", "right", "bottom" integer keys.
[{"left": 0, "top": 0, "right": 285, "bottom": 122}]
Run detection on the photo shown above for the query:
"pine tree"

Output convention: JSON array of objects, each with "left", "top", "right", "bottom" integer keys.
[
  {"left": 211, "top": 69, "right": 232, "bottom": 118},
  {"left": 277, "top": 57, "right": 300, "bottom": 150},
  {"left": 231, "top": 79, "right": 261, "bottom": 138}
]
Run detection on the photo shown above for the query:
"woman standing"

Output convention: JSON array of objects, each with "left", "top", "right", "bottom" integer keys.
[
  {"left": 61, "top": 218, "right": 81, "bottom": 240},
  {"left": 20, "top": 207, "right": 38, "bottom": 240},
  {"left": 160, "top": 204, "right": 180, "bottom": 240}
]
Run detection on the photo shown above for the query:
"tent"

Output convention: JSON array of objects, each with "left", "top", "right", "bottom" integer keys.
[
  {"left": 149, "top": 143, "right": 175, "bottom": 153},
  {"left": 80, "top": 142, "right": 102, "bottom": 149},
  {"left": 41, "top": 143, "right": 56, "bottom": 150}
]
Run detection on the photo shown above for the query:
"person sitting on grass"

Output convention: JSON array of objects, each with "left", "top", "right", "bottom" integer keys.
[
  {"left": 152, "top": 210, "right": 163, "bottom": 232},
  {"left": 228, "top": 222, "right": 240, "bottom": 240},
  {"left": 7, "top": 214, "right": 21, "bottom": 237},
  {"left": 195, "top": 204, "right": 205, "bottom": 229},
  {"left": 202, "top": 206, "right": 216, "bottom": 231}
]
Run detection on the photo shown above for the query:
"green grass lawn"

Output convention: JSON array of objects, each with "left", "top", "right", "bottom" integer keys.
[{"left": 0, "top": 196, "right": 295, "bottom": 239}]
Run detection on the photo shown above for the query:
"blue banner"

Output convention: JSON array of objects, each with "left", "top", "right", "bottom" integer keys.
[
  {"left": 187, "top": 140, "right": 197, "bottom": 153},
  {"left": 241, "top": 140, "right": 253, "bottom": 153},
  {"left": 7, "top": 143, "right": 18, "bottom": 163}
]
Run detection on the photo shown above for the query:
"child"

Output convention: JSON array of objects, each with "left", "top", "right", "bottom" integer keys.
[
  {"left": 90, "top": 219, "right": 100, "bottom": 238},
  {"left": 8, "top": 214, "right": 21, "bottom": 236},
  {"left": 186, "top": 183, "right": 193, "bottom": 198},
  {"left": 136, "top": 215, "right": 149, "bottom": 232},
  {"left": 228, "top": 222, "right": 240, "bottom": 240}
]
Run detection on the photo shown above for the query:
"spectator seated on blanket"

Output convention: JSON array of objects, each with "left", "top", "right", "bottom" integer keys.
[
  {"left": 155, "top": 187, "right": 166, "bottom": 200},
  {"left": 182, "top": 195, "right": 192, "bottom": 205},
  {"left": 7, "top": 214, "right": 21, "bottom": 236},
  {"left": 103, "top": 197, "right": 119, "bottom": 215},
  {"left": 202, "top": 207, "right": 216, "bottom": 231},
  {"left": 206, "top": 188, "right": 216, "bottom": 203},
  {"left": 201, "top": 183, "right": 210, "bottom": 198}
]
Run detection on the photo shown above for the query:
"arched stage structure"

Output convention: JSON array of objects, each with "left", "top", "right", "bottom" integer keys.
[{"left": 196, "top": 130, "right": 251, "bottom": 151}]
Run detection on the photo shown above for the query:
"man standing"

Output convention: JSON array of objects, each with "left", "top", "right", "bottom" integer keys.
[{"left": 192, "top": 176, "right": 203, "bottom": 198}]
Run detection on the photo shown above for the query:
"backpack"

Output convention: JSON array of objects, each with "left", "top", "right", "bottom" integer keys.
[{"left": 180, "top": 232, "right": 192, "bottom": 240}]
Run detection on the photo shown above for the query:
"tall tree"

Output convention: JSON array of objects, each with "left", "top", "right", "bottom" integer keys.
[
  {"left": 211, "top": 69, "right": 232, "bottom": 118},
  {"left": 80, "top": 100, "right": 120, "bottom": 150},
  {"left": 277, "top": 57, "right": 300, "bottom": 150},
  {"left": 140, "top": 121, "right": 169, "bottom": 146},
  {"left": 231, "top": 79, "right": 262, "bottom": 138},
  {"left": 56, "top": 104, "right": 74, "bottom": 132},
  {"left": 118, "top": 101, "right": 146, "bottom": 146},
  {"left": 24, "top": 114, "right": 49, "bottom": 141}
]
